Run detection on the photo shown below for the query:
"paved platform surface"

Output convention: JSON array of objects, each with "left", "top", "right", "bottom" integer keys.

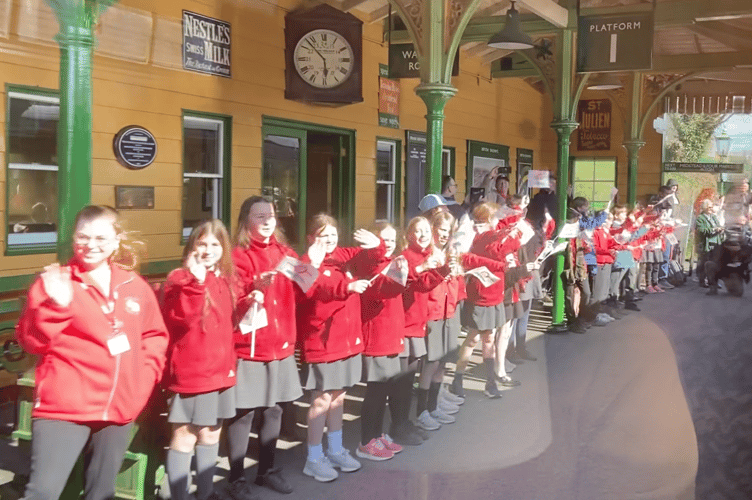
[{"left": 4, "top": 279, "right": 752, "bottom": 499}]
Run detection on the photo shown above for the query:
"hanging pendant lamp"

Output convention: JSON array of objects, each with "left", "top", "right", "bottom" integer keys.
[
  {"left": 488, "top": 1, "right": 534, "bottom": 50},
  {"left": 587, "top": 73, "right": 623, "bottom": 90}
]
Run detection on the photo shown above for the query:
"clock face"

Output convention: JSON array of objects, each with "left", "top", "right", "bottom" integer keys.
[{"left": 293, "top": 29, "right": 354, "bottom": 89}]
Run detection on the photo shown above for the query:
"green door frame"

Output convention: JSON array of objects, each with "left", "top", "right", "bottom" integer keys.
[{"left": 262, "top": 116, "right": 356, "bottom": 245}]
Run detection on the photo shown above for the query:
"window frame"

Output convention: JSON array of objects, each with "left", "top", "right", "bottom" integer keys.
[
  {"left": 181, "top": 110, "right": 232, "bottom": 243},
  {"left": 5, "top": 85, "right": 60, "bottom": 256},
  {"left": 375, "top": 137, "right": 402, "bottom": 225},
  {"left": 570, "top": 156, "right": 618, "bottom": 210}
]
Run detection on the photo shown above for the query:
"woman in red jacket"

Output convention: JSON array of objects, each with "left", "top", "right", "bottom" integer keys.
[
  {"left": 353, "top": 222, "right": 407, "bottom": 460},
  {"left": 226, "top": 196, "right": 322, "bottom": 497},
  {"left": 16, "top": 205, "right": 168, "bottom": 500},
  {"left": 161, "top": 220, "right": 237, "bottom": 500},
  {"left": 297, "top": 214, "right": 384, "bottom": 483},
  {"left": 451, "top": 202, "right": 521, "bottom": 400}
]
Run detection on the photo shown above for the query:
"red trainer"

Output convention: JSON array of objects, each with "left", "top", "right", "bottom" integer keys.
[
  {"left": 379, "top": 434, "right": 403, "bottom": 454},
  {"left": 356, "top": 438, "right": 394, "bottom": 461}
]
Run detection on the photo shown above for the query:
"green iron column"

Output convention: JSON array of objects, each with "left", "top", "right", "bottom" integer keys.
[
  {"left": 624, "top": 72, "right": 644, "bottom": 206},
  {"left": 549, "top": 26, "right": 577, "bottom": 329},
  {"left": 550, "top": 120, "right": 578, "bottom": 328},
  {"left": 624, "top": 140, "right": 645, "bottom": 205},
  {"left": 48, "top": 1, "right": 99, "bottom": 260},
  {"left": 416, "top": 83, "right": 457, "bottom": 194}
]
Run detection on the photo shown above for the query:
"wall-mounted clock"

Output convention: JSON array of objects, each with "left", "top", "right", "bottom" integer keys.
[{"left": 285, "top": 4, "right": 363, "bottom": 104}]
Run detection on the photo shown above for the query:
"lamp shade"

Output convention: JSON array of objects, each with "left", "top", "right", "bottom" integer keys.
[
  {"left": 488, "top": 2, "right": 534, "bottom": 50},
  {"left": 586, "top": 73, "right": 623, "bottom": 90},
  {"left": 715, "top": 133, "right": 731, "bottom": 158}
]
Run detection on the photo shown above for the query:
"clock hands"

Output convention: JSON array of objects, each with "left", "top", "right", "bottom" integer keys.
[{"left": 305, "top": 40, "right": 330, "bottom": 84}]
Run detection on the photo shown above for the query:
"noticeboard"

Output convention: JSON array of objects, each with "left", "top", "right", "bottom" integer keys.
[
  {"left": 405, "top": 131, "right": 427, "bottom": 220},
  {"left": 663, "top": 162, "right": 744, "bottom": 173},
  {"left": 389, "top": 43, "right": 459, "bottom": 79},
  {"left": 466, "top": 140, "right": 510, "bottom": 194},
  {"left": 577, "top": 13, "right": 653, "bottom": 72}
]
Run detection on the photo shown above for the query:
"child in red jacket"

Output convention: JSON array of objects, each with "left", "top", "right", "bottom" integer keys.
[
  {"left": 297, "top": 213, "right": 384, "bottom": 482},
  {"left": 353, "top": 222, "right": 407, "bottom": 460},
  {"left": 390, "top": 216, "right": 451, "bottom": 441},
  {"left": 161, "top": 220, "right": 237, "bottom": 500},
  {"left": 415, "top": 210, "right": 465, "bottom": 432},
  {"left": 227, "top": 196, "right": 323, "bottom": 496},
  {"left": 16, "top": 205, "right": 168, "bottom": 500},
  {"left": 452, "top": 202, "right": 521, "bottom": 400}
]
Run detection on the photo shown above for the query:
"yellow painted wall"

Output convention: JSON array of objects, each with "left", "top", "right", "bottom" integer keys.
[{"left": 0, "top": 0, "right": 547, "bottom": 278}]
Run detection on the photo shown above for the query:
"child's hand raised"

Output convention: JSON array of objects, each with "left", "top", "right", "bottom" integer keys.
[
  {"left": 307, "top": 239, "right": 326, "bottom": 268},
  {"left": 347, "top": 279, "right": 370, "bottom": 294},
  {"left": 353, "top": 229, "right": 381, "bottom": 249},
  {"left": 187, "top": 252, "right": 207, "bottom": 283},
  {"left": 40, "top": 263, "right": 73, "bottom": 307},
  {"left": 248, "top": 290, "right": 264, "bottom": 304}
]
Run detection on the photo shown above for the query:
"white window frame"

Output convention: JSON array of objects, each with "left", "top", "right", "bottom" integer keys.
[
  {"left": 376, "top": 139, "right": 398, "bottom": 223},
  {"left": 7, "top": 90, "right": 59, "bottom": 249},
  {"left": 182, "top": 116, "right": 224, "bottom": 239}
]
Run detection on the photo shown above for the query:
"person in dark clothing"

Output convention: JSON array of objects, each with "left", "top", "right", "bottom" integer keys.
[
  {"left": 705, "top": 225, "right": 752, "bottom": 296},
  {"left": 527, "top": 172, "right": 558, "bottom": 229},
  {"left": 440, "top": 175, "right": 467, "bottom": 221}
]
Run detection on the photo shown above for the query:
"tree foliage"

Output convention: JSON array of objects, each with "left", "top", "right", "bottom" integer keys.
[{"left": 664, "top": 113, "right": 728, "bottom": 162}]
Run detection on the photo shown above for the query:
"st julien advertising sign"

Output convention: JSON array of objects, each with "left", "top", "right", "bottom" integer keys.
[
  {"left": 577, "top": 99, "right": 611, "bottom": 151},
  {"left": 183, "top": 10, "right": 231, "bottom": 78},
  {"left": 577, "top": 12, "right": 653, "bottom": 72}
]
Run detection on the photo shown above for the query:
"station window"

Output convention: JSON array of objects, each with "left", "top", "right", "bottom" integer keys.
[
  {"left": 376, "top": 139, "right": 401, "bottom": 223},
  {"left": 571, "top": 157, "right": 617, "bottom": 210},
  {"left": 182, "top": 113, "right": 231, "bottom": 239},
  {"left": 442, "top": 146, "right": 455, "bottom": 178},
  {"left": 6, "top": 89, "right": 59, "bottom": 253}
]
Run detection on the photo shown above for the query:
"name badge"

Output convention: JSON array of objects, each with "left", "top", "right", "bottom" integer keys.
[{"left": 107, "top": 334, "right": 131, "bottom": 356}]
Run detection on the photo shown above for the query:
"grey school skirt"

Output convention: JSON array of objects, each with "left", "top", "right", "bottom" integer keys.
[
  {"left": 302, "top": 354, "right": 363, "bottom": 392},
  {"left": 425, "top": 312, "right": 461, "bottom": 362},
  {"left": 168, "top": 388, "right": 236, "bottom": 426},
  {"left": 234, "top": 357, "right": 303, "bottom": 409},
  {"left": 362, "top": 354, "right": 402, "bottom": 382},
  {"left": 400, "top": 336, "right": 427, "bottom": 359},
  {"left": 462, "top": 302, "right": 505, "bottom": 331},
  {"left": 504, "top": 301, "right": 524, "bottom": 322}
]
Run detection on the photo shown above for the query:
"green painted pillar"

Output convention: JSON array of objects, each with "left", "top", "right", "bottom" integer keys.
[
  {"left": 416, "top": 83, "right": 457, "bottom": 194},
  {"left": 48, "top": 1, "right": 100, "bottom": 260},
  {"left": 550, "top": 120, "right": 578, "bottom": 328},
  {"left": 624, "top": 140, "right": 645, "bottom": 205}
]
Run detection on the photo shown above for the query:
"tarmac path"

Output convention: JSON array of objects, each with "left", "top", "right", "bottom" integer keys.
[{"left": 4, "top": 280, "right": 752, "bottom": 499}]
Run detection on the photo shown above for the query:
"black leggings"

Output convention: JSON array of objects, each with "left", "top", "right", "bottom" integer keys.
[
  {"left": 225, "top": 405, "right": 283, "bottom": 482},
  {"left": 23, "top": 419, "right": 133, "bottom": 500},
  {"left": 360, "top": 381, "right": 403, "bottom": 445}
]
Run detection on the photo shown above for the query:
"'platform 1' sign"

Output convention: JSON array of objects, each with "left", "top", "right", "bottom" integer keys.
[{"left": 577, "top": 12, "right": 653, "bottom": 73}]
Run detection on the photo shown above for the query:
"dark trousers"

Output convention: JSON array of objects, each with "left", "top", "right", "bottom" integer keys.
[
  {"left": 706, "top": 261, "right": 745, "bottom": 296},
  {"left": 696, "top": 250, "right": 709, "bottom": 284},
  {"left": 23, "top": 419, "right": 133, "bottom": 500}
]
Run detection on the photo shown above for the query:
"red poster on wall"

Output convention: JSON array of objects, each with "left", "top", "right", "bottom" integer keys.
[{"left": 577, "top": 99, "right": 611, "bottom": 151}]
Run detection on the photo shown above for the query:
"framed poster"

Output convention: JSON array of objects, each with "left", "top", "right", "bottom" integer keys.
[
  {"left": 466, "top": 140, "right": 510, "bottom": 204},
  {"left": 115, "top": 186, "right": 155, "bottom": 209}
]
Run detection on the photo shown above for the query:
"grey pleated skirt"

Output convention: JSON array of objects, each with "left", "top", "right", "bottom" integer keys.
[
  {"left": 504, "top": 301, "right": 524, "bottom": 321},
  {"left": 302, "top": 354, "right": 363, "bottom": 392},
  {"left": 462, "top": 302, "right": 505, "bottom": 331},
  {"left": 362, "top": 354, "right": 402, "bottom": 382},
  {"left": 425, "top": 314, "right": 461, "bottom": 362},
  {"left": 399, "top": 336, "right": 427, "bottom": 359},
  {"left": 234, "top": 356, "right": 303, "bottom": 409},
  {"left": 168, "top": 387, "right": 236, "bottom": 426}
]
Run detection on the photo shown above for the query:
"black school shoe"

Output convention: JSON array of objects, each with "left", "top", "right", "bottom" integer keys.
[
  {"left": 228, "top": 478, "right": 260, "bottom": 500},
  {"left": 624, "top": 302, "right": 640, "bottom": 311},
  {"left": 255, "top": 468, "right": 293, "bottom": 495},
  {"left": 390, "top": 422, "right": 424, "bottom": 446}
]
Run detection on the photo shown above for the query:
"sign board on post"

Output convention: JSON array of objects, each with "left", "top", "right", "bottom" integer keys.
[
  {"left": 577, "top": 13, "right": 653, "bottom": 72},
  {"left": 516, "top": 148, "right": 533, "bottom": 195},
  {"left": 663, "top": 162, "right": 744, "bottom": 173},
  {"left": 577, "top": 99, "right": 611, "bottom": 151},
  {"left": 183, "top": 10, "right": 232, "bottom": 78},
  {"left": 405, "top": 131, "right": 427, "bottom": 220},
  {"left": 389, "top": 43, "right": 459, "bottom": 79},
  {"left": 378, "top": 64, "right": 400, "bottom": 129}
]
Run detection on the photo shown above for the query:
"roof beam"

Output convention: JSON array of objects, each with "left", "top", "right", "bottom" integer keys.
[
  {"left": 367, "top": 4, "right": 391, "bottom": 23},
  {"left": 464, "top": 42, "right": 493, "bottom": 57},
  {"left": 687, "top": 21, "right": 752, "bottom": 51},
  {"left": 518, "top": 0, "right": 568, "bottom": 28},
  {"left": 482, "top": 48, "right": 513, "bottom": 64},
  {"left": 650, "top": 51, "right": 752, "bottom": 72},
  {"left": 341, "top": 0, "right": 370, "bottom": 12}
]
